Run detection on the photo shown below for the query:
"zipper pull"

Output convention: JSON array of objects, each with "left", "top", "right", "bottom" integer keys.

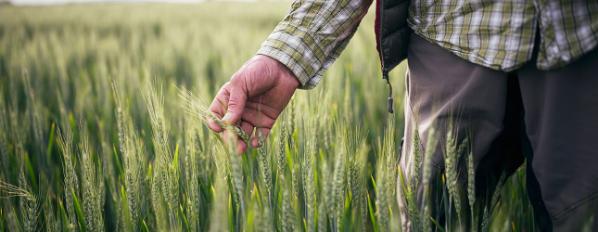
[{"left": 383, "top": 71, "right": 394, "bottom": 114}]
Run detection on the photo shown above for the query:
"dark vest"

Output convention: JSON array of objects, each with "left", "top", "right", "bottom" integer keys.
[{"left": 375, "top": 0, "right": 410, "bottom": 113}]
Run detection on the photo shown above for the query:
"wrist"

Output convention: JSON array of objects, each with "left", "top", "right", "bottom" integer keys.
[{"left": 256, "top": 55, "right": 300, "bottom": 89}]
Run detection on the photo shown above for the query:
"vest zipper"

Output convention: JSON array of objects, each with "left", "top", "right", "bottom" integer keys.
[
  {"left": 383, "top": 69, "right": 394, "bottom": 114},
  {"left": 377, "top": 0, "right": 394, "bottom": 114}
]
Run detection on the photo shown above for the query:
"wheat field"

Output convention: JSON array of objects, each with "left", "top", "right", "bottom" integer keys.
[{"left": 0, "top": 2, "right": 536, "bottom": 231}]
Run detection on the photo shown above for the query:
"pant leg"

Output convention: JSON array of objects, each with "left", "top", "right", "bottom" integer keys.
[
  {"left": 399, "top": 34, "right": 524, "bottom": 231},
  {"left": 518, "top": 48, "right": 598, "bottom": 231}
]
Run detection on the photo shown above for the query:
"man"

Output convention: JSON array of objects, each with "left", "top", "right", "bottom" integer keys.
[{"left": 207, "top": 0, "right": 598, "bottom": 230}]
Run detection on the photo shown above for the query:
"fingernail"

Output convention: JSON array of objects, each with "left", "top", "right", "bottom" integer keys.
[
  {"left": 252, "top": 138, "right": 259, "bottom": 148},
  {"left": 222, "top": 113, "right": 232, "bottom": 123},
  {"left": 237, "top": 142, "right": 246, "bottom": 155},
  {"left": 208, "top": 119, "right": 223, "bottom": 132}
]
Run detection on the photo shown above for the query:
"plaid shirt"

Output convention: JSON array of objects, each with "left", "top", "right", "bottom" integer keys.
[{"left": 257, "top": 0, "right": 598, "bottom": 89}]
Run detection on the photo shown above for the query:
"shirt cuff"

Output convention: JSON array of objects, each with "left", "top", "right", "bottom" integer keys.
[{"left": 256, "top": 22, "right": 327, "bottom": 89}]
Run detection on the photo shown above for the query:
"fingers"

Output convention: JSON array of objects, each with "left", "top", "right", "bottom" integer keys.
[
  {"left": 207, "top": 119, "right": 223, "bottom": 132},
  {"left": 208, "top": 85, "right": 230, "bottom": 132},
  {"left": 220, "top": 130, "right": 247, "bottom": 155},
  {"left": 241, "top": 107, "right": 276, "bottom": 129},
  {"left": 240, "top": 107, "right": 275, "bottom": 148},
  {"left": 251, "top": 128, "right": 270, "bottom": 148},
  {"left": 207, "top": 81, "right": 250, "bottom": 131},
  {"left": 240, "top": 121, "right": 254, "bottom": 136},
  {"left": 237, "top": 142, "right": 247, "bottom": 154},
  {"left": 238, "top": 120, "right": 271, "bottom": 150},
  {"left": 220, "top": 128, "right": 270, "bottom": 153},
  {"left": 218, "top": 120, "right": 254, "bottom": 154},
  {"left": 208, "top": 81, "right": 253, "bottom": 154},
  {"left": 222, "top": 84, "right": 247, "bottom": 125},
  {"left": 218, "top": 121, "right": 270, "bottom": 153}
]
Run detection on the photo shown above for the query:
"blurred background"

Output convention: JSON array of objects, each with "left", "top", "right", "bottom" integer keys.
[{"left": 0, "top": 0, "right": 536, "bottom": 231}]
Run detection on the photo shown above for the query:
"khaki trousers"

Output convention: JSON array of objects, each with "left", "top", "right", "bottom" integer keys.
[{"left": 399, "top": 34, "right": 598, "bottom": 231}]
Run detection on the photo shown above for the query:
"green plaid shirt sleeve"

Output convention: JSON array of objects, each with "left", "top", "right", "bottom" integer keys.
[
  {"left": 256, "top": 0, "right": 371, "bottom": 89},
  {"left": 259, "top": 0, "right": 598, "bottom": 89}
]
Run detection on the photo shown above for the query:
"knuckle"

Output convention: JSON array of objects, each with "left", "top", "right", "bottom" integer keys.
[
  {"left": 230, "top": 73, "right": 249, "bottom": 90},
  {"left": 230, "top": 74, "right": 244, "bottom": 84},
  {"left": 220, "top": 81, "right": 230, "bottom": 89},
  {"left": 227, "top": 98, "right": 239, "bottom": 108}
]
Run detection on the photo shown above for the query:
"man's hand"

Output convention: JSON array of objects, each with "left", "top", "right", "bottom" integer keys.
[{"left": 208, "top": 55, "right": 299, "bottom": 153}]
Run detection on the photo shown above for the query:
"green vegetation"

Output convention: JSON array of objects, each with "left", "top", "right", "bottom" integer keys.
[{"left": 0, "top": 3, "right": 535, "bottom": 231}]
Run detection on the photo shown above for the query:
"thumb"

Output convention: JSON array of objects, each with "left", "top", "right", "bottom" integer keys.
[{"left": 222, "top": 86, "right": 247, "bottom": 125}]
